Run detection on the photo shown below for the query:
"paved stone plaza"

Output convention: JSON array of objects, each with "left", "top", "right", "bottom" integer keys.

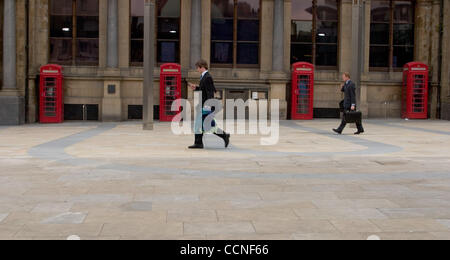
[{"left": 1, "top": 119, "right": 450, "bottom": 240}]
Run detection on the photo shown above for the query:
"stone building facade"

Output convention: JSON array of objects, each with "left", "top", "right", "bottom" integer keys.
[{"left": 0, "top": 0, "right": 449, "bottom": 124}]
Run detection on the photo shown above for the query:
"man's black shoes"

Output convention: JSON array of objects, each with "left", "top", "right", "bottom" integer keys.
[
  {"left": 188, "top": 143, "right": 204, "bottom": 149},
  {"left": 189, "top": 135, "right": 204, "bottom": 149},
  {"left": 333, "top": 129, "right": 342, "bottom": 135},
  {"left": 354, "top": 130, "right": 365, "bottom": 135},
  {"left": 224, "top": 134, "right": 230, "bottom": 148}
]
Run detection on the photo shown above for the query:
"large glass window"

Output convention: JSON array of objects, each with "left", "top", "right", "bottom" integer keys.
[
  {"left": 211, "top": 0, "right": 260, "bottom": 67},
  {"left": 291, "top": 0, "right": 339, "bottom": 68},
  {"left": 130, "top": 0, "right": 180, "bottom": 65},
  {"left": 370, "top": 0, "right": 415, "bottom": 69},
  {"left": 50, "top": 0, "right": 99, "bottom": 66}
]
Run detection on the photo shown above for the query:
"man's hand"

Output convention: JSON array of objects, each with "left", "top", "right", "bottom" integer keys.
[
  {"left": 351, "top": 105, "right": 356, "bottom": 111},
  {"left": 188, "top": 82, "right": 197, "bottom": 90}
]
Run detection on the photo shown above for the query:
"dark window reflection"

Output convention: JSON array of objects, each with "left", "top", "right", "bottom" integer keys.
[
  {"left": 49, "top": 0, "right": 99, "bottom": 65},
  {"left": 212, "top": 19, "right": 234, "bottom": 41},
  {"left": 51, "top": 0, "right": 73, "bottom": 15},
  {"left": 394, "top": 1, "right": 414, "bottom": 23},
  {"left": 211, "top": 0, "right": 234, "bottom": 18},
  {"left": 237, "top": 0, "right": 260, "bottom": 18},
  {"left": 291, "top": 0, "right": 338, "bottom": 66},
  {"left": 291, "top": 43, "right": 313, "bottom": 64},
  {"left": 77, "top": 16, "right": 99, "bottom": 38},
  {"left": 291, "top": 21, "right": 313, "bottom": 43},
  {"left": 316, "top": 21, "right": 338, "bottom": 44},
  {"left": 237, "top": 20, "right": 259, "bottom": 41},
  {"left": 394, "top": 24, "right": 414, "bottom": 45},
  {"left": 131, "top": 40, "right": 144, "bottom": 63},
  {"left": 370, "top": 23, "right": 390, "bottom": 44},
  {"left": 237, "top": 43, "right": 259, "bottom": 64},
  {"left": 370, "top": 46, "right": 390, "bottom": 67},
  {"left": 158, "top": 41, "right": 180, "bottom": 63},
  {"left": 130, "top": 0, "right": 180, "bottom": 64},
  {"left": 157, "top": 0, "right": 180, "bottom": 17},
  {"left": 76, "top": 39, "right": 99, "bottom": 65},
  {"left": 211, "top": 42, "right": 233, "bottom": 64},
  {"left": 157, "top": 18, "right": 180, "bottom": 40},
  {"left": 370, "top": 0, "right": 415, "bottom": 69},
  {"left": 130, "top": 17, "right": 144, "bottom": 39},
  {"left": 393, "top": 46, "right": 414, "bottom": 68},
  {"left": 76, "top": 0, "right": 99, "bottom": 16},
  {"left": 157, "top": 0, "right": 180, "bottom": 63},
  {"left": 371, "top": 0, "right": 390, "bottom": 22},
  {"left": 211, "top": 0, "right": 260, "bottom": 66},
  {"left": 50, "top": 16, "right": 73, "bottom": 38},
  {"left": 316, "top": 44, "right": 337, "bottom": 66},
  {"left": 50, "top": 39, "right": 73, "bottom": 65}
]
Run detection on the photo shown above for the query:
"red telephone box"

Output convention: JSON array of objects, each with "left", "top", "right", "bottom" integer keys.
[
  {"left": 291, "top": 62, "right": 314, "bottom": 120},
  {"left": 402, "top": 62, "right": 429, "bottom": 119},
  {"left": 160, "top": 63, "right": 182, "bottom": 122},
  {"left": 39, "top": 64, "right": 64, "bottom": 123}
]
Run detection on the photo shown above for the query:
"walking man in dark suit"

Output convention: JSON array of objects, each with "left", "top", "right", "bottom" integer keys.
[
  {"left": 333, "top": 72, "right": 365, "bottom": 135},
  {"left": 187, "top": 60, "right": 230, "bottom": 149}
]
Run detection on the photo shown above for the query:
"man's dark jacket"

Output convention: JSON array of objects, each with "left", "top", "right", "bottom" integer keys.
[
  {"left": 195, "top": 72, "right": 216, "bottom": 107},
  {"left": 341, "top": 80, "right": 357, "bottom": 110}
]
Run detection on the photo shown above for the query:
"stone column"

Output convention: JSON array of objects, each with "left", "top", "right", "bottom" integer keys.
[
  {"left": 269, "top": 0, "right": 287, "bottom": 119},
  {"left": 143, "top": 0, "right": 156, "bottom": 130},
  {"left": 442, "top": 0, "right": 450, "bottom": 120},
  {"left": 102, "top": 0, "right": 121, "bottom": 121},
  {"left": 350, "top": 0, "right": 368, "bottom": 117},
  {"left": 0, "top": 0, "right": 25, "bottom": 125},
  {"left": 3, "top": 0, "right": 16, "bottom": 90},
  {"left": 107, "top": 0, "right": 118, "bottom": 68},
  {"left": 190, "top": 0, "right": 202, "bottom": 68},
  {"left": 430, "top": 0, "right": 441, "bottom": 118},
  {"left": 272, "top": 0, "right": 284, "bottom": 72},
  {"left": 118, "top": 0, "right": 130, "bottom": 68},
  {"left": 201, "top": 0, "right": 211, "bottom": 63},
  {"left": 260, "top": 0, "right": 273, "bottom": 73}
]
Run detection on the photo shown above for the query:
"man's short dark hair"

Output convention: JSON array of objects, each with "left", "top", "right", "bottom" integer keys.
[{"left": 195, "top": 59, "right": 209, "bottom": 70}]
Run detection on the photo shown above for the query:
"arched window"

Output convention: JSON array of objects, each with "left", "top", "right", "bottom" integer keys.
[{"left": 49, "top": 0, "right": 99, "bottom": 66}]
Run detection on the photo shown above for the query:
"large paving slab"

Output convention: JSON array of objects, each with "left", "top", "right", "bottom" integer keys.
[{"left": 0, "top": 119, "right": 449, "bottom": 239}]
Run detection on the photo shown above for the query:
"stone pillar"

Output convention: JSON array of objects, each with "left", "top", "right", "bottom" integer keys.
[
  {"left": 102, "top": 0, "right": 121, "bottom": 121},
  {"left": 283, "top": 0, "right": 291, "bottom": 71},
  {"left": 3, "top": 0, "right": 16, "bottom": 90},
  {"left": 272, "top": 0, "right": 284, "bottom": 72},
  {"left": 350, "top": 0, "right": 368, "bottom": 117},
  {"left": 201, "top": 0, "right": 211, "bottom": 64},
  {"left": 143, "top": 0, "right": 156, "bottom": 130},
  {"left": 429, "top": 0, "right": 441, "bottom": 118},
  {"left": 0, "top": 0, "right": 25, "bottom": 125},
  {"left": 118, "top": 0, "right": 130, "bottom": 68},
  {"left": 269, "top": 0, "right": 287, "bottom": 119},
  {"left": 442, "top": 0, "right": 450, "bottom": 120},
  {"left": 107, "top": 0, "right": 118, "bottom": 68},
  {"left": 415, "top": 0, "right": 432, "bottom": 64},
  {"left": 190, "top": 0, "right": 202, "bottom": 68},
  {"left": 260, "top": 0, "right": 273, "bottom": 73},
  {"left": 180, "top": 0, "right": 191, "bottom": 70}
]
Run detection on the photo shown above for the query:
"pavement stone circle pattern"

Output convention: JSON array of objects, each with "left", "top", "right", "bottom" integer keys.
[{"left": 0, "top": 119, "right": 450, "bottom": 240}]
